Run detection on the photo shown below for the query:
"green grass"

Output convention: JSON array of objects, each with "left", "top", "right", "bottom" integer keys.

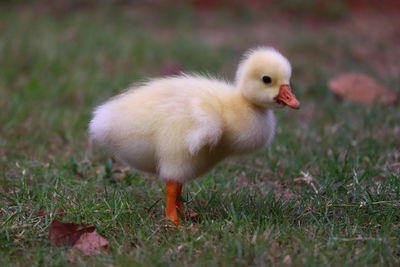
[{"left": 1, "top": 4, "right": 400, "bottom": 266}]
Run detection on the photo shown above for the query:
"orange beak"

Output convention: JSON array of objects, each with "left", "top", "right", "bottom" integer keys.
[{"left": 274, "top": 84, "right": 300, "bottom": 109}]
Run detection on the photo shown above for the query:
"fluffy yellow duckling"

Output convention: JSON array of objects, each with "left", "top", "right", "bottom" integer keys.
[{"left": 89, "top": 47, "right": 300, "bottom": 225}]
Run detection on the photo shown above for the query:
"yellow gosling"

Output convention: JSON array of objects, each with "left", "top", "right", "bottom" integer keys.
[{"left": 89, "top": 47, "right": 300, "bottom": 225}]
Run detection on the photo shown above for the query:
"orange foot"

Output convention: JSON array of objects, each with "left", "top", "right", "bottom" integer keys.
[
  {"left": 165, "top": 180, "right": 200, "bottom": 226},
  {"left": 165, "top": 181, "right": 182, "bottom": 226}
]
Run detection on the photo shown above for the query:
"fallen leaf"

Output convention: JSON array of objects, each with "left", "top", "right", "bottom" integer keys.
[
  {"left": 73, "top": 231, "right": 108, "bottom": 256},
  {"left": 49, "top": 219, "right": 95, "bottom": 246},
  {"left": 329, "top": 73, "right": 397, "bottom": 105}
]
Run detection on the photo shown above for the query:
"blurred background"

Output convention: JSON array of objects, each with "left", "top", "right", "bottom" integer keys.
[
  {"left": 1, "top": 0, "right": 399, "bottom": 161},
  {"left": 1, "top": 1, "right": 400, "bottom": 265}
]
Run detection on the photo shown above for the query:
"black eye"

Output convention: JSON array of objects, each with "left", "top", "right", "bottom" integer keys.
[{"left": 262, "top": 76, "right": 272, "bottom": 84}]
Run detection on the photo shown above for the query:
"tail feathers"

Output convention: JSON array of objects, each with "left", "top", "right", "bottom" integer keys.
[{"left": 88, "top": 104, "right": 113, "bottom": 144}]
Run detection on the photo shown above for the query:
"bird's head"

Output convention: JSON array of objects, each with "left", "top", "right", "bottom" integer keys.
[{"left": 236, "top": 47, "right": 300, "bottom": 109}]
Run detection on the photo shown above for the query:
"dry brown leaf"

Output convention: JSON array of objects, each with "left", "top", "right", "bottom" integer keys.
[
  {"left": 49, "top": 219, "right": 95, "bottom": 246},
  {"left": 329, "top": 73, "right": 397, "bottom": 105},
  {"left": 73, "top": 231, "right": 108, "bottom": 256},
  {"left": 49, "top": 219, "right": 109, "bottom": 261}
]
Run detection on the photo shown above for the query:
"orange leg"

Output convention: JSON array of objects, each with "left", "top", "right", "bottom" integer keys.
[{"left": 165, "top": 181, "right": 183, "bottom": 225}]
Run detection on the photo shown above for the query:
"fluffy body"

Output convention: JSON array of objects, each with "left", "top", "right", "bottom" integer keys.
[
  {"left": 89, "top": 47, "right": 292, "bottom": 183},
  {"left": 90, "top": 76, "right": 275, "bottom": 182}
]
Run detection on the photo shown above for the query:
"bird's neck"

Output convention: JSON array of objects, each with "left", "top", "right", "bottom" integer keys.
[{"left": 233, "top": 89, "right": 269, "bottom": 113}]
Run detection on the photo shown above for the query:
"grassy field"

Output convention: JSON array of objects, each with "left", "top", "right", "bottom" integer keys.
[{"left": 1, "top": 3, "right": 400, "bottom": 266}]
